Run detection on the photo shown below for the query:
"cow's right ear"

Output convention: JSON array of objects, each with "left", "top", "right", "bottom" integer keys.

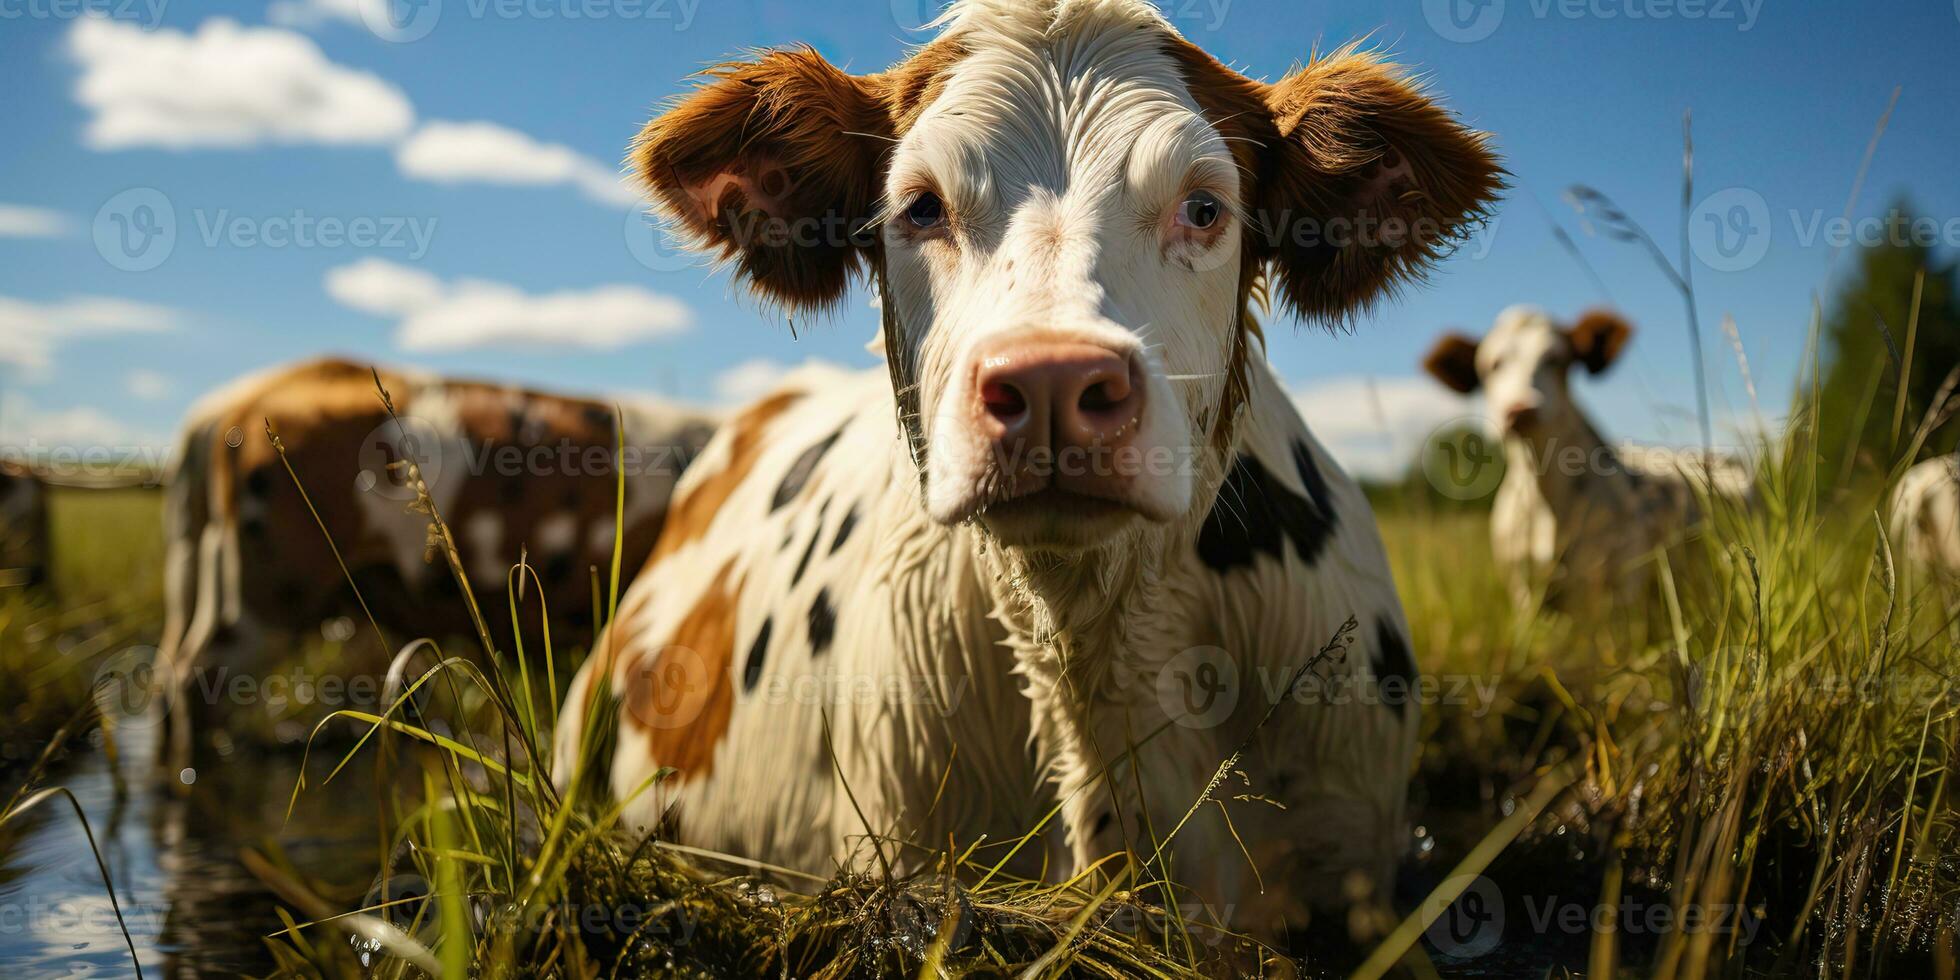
[
  {"left": 1422, "top": 332, "right": 1482, "bottom": 394},
  {"left": 632, "top": 48, "right": 892, "bottom": 311}
]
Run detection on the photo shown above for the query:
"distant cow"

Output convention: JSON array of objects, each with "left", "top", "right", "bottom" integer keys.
[
  {"left": 1891, "top": 454, "right": 1960, "bottom": 583},
  {"left": 556, "top": 0, "right": 1502, "bottom": 941},
  {"left": 1424, "top": 306, "right": 1752, "bottom": 612},
  {"left": 0, "top": 459, "right": 49, "bottom": 590},
  {"left": 156, "top": 356, "right": 717, "bottom": 754}
]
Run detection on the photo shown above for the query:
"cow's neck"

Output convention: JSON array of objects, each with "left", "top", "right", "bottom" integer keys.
[{"left": 1504, "top": 403, "right": 1637, "bottom": 519}]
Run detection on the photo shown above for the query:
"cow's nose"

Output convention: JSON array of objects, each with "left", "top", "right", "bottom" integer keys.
[
  {"left": 1504, "top": 403, "right": 1540, "bottom": 432},
  {"left": 974, "top": 339, "right": 1141, "bottom": 451}
]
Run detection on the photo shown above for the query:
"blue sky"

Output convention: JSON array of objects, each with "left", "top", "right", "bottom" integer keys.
[{"left": 2, "top": 0, "right": 1957, "bottom": 477}]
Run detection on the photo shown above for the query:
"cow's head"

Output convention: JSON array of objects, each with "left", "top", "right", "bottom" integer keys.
[
  {"left": 0, "top": 460, "right": 49, "bottom": 590},
  {"left": 636, "top": 0, "right": 1501, "bottom": 552},
  {"left": 1424, "top": 305, "right": 1631, "bottom": 437}
]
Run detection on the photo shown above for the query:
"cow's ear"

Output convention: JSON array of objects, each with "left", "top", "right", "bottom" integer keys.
[
  {"left": 1566, "top": 309, "right": 1632, "bottom": 374},
  {"left": 1252, "top": 49, "right": 1504, "bottom": 323},
  {"left": 1422, "top": 332, "right": 1482, "bottom": 394},
  {"left": 633, "top": 48, "right": 892, "bottom": 311}
]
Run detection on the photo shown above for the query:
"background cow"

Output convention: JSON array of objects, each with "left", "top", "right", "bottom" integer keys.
[
  {"left": 0, "top": 459, "right": 49, "bottom": 591},
  {"left": 1424, "top": 306, "right": 1753, "bottom": 612},
  {"left": 556, "top": 0, "right": 1501, "bottom": 943},
  {"left": 156, "top": 356, "right": 717, "bottom": 757},
  {"left": 1892, "top": 453, "right": 1960, "bottom": 584}
]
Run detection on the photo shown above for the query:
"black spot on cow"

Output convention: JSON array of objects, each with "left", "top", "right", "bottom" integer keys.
[
  {"left": 499, "top": 479, "right": 524, "bottom": 505},
  {"left": 582, "top": 405, "right": 614, "bottom": 433},
  {"left": 807, "top": 588, "right": 836, "bottom": 656},
  {"left": 1196, "top": 439, "right": 1338, "bottom": 572},
  {"left": 1094, "top": 811, "right": 1113, "bottom": 836},
  {"left": 543, "top": 551, "right": 574, "bottom": 587},
  {"left": 244, "top": 466, "right": 273, "bottom": 498},
  {"left": 791, "top": 527, "right": 822, "bottom": 587},
  {"left": 830, "top": 504, "right": 859, "bottom": 554},
  {"left": 1372, "top": 618, "right": 1418, "bottom": 719},
  {"left": 742, "top": 618, "right": 773, "bottom": 692},
  {"left": 559, "top": 489, "right": 581, "bottom": 511},
  {"left": 772, "top": 428, "right": 843, "bottom": 511}
]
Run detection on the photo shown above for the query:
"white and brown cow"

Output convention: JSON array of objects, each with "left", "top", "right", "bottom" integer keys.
[
  {"left": 157, "top": 356, "right": 717, "bottom": 754},
  {"left": 1424, "top": 306, "right": 1753, "bottom": 613},
  {"left": 1891, "top": 453, "right": 1960, "bottom": 584},
  {"left": 556, "top": 0, "right": 1501, "bottom": 940},
  {"left": 0, "top": 458, "right": 49, "bottom": 591}
]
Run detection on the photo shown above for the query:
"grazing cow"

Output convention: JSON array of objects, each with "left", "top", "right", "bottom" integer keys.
[
  {"left": 555, "top": 0, "right": 1501, "bottom": 940},
  {"left": 1891, "top": 454, "right": 1960, "bottom": 583},
  {"left": 1423, "top": 306, "right": 1752, "bottom": 612},
  {"left": 0, "top": 459, "right": 49, "bottom": 590},
  {"left": 156, "top": 356, "right": 717, "bottom": 755}
]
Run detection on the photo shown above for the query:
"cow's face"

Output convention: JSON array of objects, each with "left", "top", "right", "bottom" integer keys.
[
  {"left": 635, "top": 0, "right": 1501, "bottom": 552},
  {"left": 1423, "top": 306, "right": 1631, "bottom": 437},
  {"left": 0, "top": 461, "right": 48, "bottom": 589}
]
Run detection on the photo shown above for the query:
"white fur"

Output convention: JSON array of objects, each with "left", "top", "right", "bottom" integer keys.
[{"left": 1891, "top": 454, "right": 1960, "bottom": 582}]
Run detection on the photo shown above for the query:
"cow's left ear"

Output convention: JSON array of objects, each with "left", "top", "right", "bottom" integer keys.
[
  {"left": 1566, "top": 309, "right": 1633, "bottom": 374},
  {"left": 1251, "top": 50, "right": 1504, "bottom": 323}
]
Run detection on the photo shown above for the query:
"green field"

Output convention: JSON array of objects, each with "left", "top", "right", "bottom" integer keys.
[{"left": 3, "top": 443, "right": 1958, "bottom": 977}]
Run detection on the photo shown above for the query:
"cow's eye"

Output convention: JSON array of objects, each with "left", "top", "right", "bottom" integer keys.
[
  {"left": 1176, "top": 190, "right": 1221, "bottom": 230},
  {"left": 905, "top": 192, "right": 946, "bottom": 229}
]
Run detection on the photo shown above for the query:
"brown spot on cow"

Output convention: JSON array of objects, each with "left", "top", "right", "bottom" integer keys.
[
  {"left": 648, "top": 390, "right": 801, "bottom": 563},
  {"left": 625, "top": 561, "right": 741, "bottom": 782}
]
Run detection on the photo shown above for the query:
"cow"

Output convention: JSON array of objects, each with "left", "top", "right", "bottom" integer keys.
[
  {"left": 1423, "top": 306, "right": 1753, "bottom": 613},
  {"left": 0, "top": 458, "right": 49, "bottom": 591},
  {"left": 1891, "top": 453, "right": 1960, "bottom": 585},
  {"left": 553, "top": 0, "right": 1503, "bottom": 943},
  {"left": 155, "top": 356, "right": 718, "bottom": 761}
]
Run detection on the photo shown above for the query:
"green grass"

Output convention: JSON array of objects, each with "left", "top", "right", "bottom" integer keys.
[{"left": 6, "top": 382, "right": 1960, "bottom": 979}]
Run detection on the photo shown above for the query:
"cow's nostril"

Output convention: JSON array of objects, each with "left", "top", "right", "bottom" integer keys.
[
  {"left": 982, "top": 381, "right": 1028, "bottom": 421},
  {"left": 1079, "top": 381, "right": 1117, "bottom": 412}
]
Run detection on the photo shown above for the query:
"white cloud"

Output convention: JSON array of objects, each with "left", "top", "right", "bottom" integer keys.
[
  {"left": 324, "top": 256, "right": 445, "bottom": 316},
  {"left": 711, "top": 358, "right": 854, "bottom": 405},
  {"left": 126, "top": 369, "right": 173, "bottom": 400},
  {"left": 265, "top": 0, "right": 367, "bottom": 29},
  {"left": 67, "top": 16, "right": 414, "bottom": 150},
  {"left": 0, "top": 204, "right": 72, "bottom": 238},
  {"left": 0, "top": 392, "right": 169, "bottom": 453},
  {"left": 0, "top": 295, "right": 181, "bottom": 371},
  {"left": 1289, "top": 375, "right": 1481, "bottom": 481},
  {"left": 322, "top": 258, "right": 691, "bottom": 352},
  {"left": 396, "top": 120, "right": 641, "bottom": 207}
]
